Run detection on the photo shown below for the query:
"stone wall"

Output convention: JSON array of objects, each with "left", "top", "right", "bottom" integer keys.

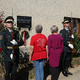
[{"left": 0, "top": 0, "right": 80, "bottom": 46}]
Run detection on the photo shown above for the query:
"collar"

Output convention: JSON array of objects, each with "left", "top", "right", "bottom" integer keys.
[
  {"left": 65, "top": 28, "right": 69, "bottom": 31},
  {"left": 8, "top": 30, "right": 13, "bottom": 32}
]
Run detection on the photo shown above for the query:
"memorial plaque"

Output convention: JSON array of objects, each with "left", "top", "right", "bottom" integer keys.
[{"left": 17, "top": 16, "right": 32, "bottom": 30}]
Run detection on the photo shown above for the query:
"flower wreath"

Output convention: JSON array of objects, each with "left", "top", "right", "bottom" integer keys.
[
  {"left": 21, "top": 30, "right": 29, "bottom": 39},
  {"left": 21, "top": 30, "right": 29, "bottom": 46}
]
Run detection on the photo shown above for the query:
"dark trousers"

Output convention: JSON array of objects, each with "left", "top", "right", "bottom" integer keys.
[
  {"left": 62, "top": 51, "right": 71, "bottom": 70},
  {"left": 4, "top": 61, "right": 18, "bottom": 76},
  {"left": 62, "top": 51, "right": 71, "bottom": 61},
  {"left": 50, "top": 65, "right": 59, "bottom": 80}
]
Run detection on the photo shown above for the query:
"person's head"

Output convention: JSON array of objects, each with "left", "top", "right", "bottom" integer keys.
[
  {"left": 4, "top": 16, "right": 14, "bottom": 30},
  {"left": 50, "top": 25, "right": 58, "bottom": 33},
  {"left": 35, "top": 25, "right": 43, "bottom": 33},
  {"left": 62, "top": 19, "right": 70, "bottom": 29}
]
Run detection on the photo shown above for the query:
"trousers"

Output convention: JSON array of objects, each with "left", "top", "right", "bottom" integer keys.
[
  {"left": 62, "top": 51, "right": 71, "bottom": 61},
  {"left": 4, "top": 61, "right": 18, "bottom": 76},
  {"left": 33, "top": 59, "right": 45, "bottom": 80},
  {"left": 50, "top": 65, "right": 59, "bottom": 80}
]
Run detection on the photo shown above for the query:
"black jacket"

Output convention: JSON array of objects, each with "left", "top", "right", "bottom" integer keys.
[
  {"left": 1, "top": 29, "right": 24, "bottom": 62},
  {"left": 59, "top": 29, "right": 72, "bottom": 52}
]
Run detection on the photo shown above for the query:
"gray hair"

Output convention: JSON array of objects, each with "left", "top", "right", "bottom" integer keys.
[
  {"left": 50, "top": 25, "right": 58, "bottom": 33},
  {"left": 35, "top": 25, "right": 43, "bottom": 33}
]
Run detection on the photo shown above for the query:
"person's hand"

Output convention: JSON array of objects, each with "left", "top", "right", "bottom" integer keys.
[
  {"left": 71, "top": 35, "right": 74, "bottom": 39},
  {"left": 47, "top": 56, "right": 49, "bottom": 61},
  {"left": 10, "top": 39, "right": 18, "bottom": 46},
  {"left": 69, "top": 35, "right": 74, "bottom": 39},
  {"left": 29, "top": 57, "right": 32, "bottom": 63},
  {"left": 10, "top": 54, "right": 13, "bottom": 59},
  {"left": 68, "top": 44, "right": 74, "bottom": 49},
  {"left": 22, "top": 36, "right": 24, "bottom": 41}
]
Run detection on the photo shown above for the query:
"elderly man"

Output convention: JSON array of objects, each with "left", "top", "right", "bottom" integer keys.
[{"left": 0, "top": 16, "right": 24, "bottom": 80}]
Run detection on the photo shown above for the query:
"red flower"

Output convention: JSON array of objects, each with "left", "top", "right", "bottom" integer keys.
[
  {"left": 22, "top": 30, "right": 28, "bottom": 33},
  {"left": 0, "top": 47, "right": 2, "bottom": 52},
  {"left": 73, "top": 31, "right": 75, "bottom": 33},
  {"left": 0, "top": 20, "right": 2, "bottom": 23},
  {"left": 77, "top": 36, "right": 80, "bottom": 38}
]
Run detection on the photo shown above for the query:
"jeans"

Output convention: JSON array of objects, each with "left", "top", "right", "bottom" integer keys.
[{"left": 33, "top": 59, "right": 45, "bottom": 80}]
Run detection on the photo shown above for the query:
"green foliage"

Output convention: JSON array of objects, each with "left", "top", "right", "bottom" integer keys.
[
  {"left": 30, "top": 74, "right": 34, "bottom": 79},
  {"left": 0, "top": 11, "right": 5, "bottom": 65},
  {"left": 0, "top": 51, "right": 4, "bottom": 62},
  {"left": 73, "top": 33, "right": 80, "bottom": 52},
  {"left": 0, "top": 24, "right": 4, "bottom": 33},
  {"left": 77, "top": 61, "right": 80, "bottom": 65}
]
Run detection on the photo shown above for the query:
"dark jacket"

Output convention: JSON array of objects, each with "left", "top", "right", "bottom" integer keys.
[
  {"left": 59, "top": 29, "right": 71, "bottom": 52},
  {"left": 1, "top": 29, "right": 24, "bottom": 63}
]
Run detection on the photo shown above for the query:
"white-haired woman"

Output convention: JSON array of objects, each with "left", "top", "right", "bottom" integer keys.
[
  {"left": 48, "top": 25, "right": 63, "bottom": 80},
  {"left": 29, "top": 25, "right": 48, "bottom": 80}
]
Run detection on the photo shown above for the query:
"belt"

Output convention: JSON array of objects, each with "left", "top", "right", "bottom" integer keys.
[
  {"left": 7, "top": 46, "right": 19, "bottom": 49},
  {"left": 67, "top": 41, "right": 70, "bottom": 43}
]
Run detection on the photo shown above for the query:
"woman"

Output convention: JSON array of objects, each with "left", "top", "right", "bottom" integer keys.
[
  {"left": 29, "top": 25, "right": 48, "bottom": 80},
  {"left": 48, "top": 25, "right": 63, "bottom": 80}
]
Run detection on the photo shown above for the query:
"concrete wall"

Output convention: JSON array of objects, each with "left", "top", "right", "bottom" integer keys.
[{"left": 0, "top": 0, "right": 80, "bottom": 46}]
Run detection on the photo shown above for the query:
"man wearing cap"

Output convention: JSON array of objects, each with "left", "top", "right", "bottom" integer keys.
[
  {"left": 59, "top": 19, "right": 74, "bottom": 77},
  {"left": 1, "top": 16, "right": 24, "bottom": 80}
]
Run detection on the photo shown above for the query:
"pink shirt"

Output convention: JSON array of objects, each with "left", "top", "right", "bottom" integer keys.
[{"left": 48, "top": 34, "right": 63, "bottom": 67}]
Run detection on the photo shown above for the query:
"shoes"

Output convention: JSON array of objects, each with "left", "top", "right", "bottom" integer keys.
[
  {"left": 11, "top": 74, "right": 16, "bottom": 80},
  {"left": 65, "top": 70, "right": 73, "bottom": 75},
  {"left": 70, "top": 65, "right": 74, "bottom": 68},
  {"left": 62, "top": 71, "right": 68, "bottom": 77}
]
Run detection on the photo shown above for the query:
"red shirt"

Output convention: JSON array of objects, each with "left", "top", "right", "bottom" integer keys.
[{"left": 30, "top": 33, "right": 48, "bottom": 61}]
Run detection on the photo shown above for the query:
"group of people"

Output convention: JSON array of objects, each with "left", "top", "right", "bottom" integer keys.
[
  {"left": 29, "top": 19, "right": 74, "bottom": 80},
  {"left": 0, "top": 16, "right": 74, "bottom": 80}
]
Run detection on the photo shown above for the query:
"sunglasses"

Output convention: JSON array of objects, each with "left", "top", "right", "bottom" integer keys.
[{"left": 6, "top": 21, "right": 13, "bottom": 23}]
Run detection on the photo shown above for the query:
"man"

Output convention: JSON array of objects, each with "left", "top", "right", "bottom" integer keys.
[
  {"left": 59, "top": 19, "right": 74, "bottom": 77},
  {"left": 0, "top": 16, "right": 24, "bottom": 80}
]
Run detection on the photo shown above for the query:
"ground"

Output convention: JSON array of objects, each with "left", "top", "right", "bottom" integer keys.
[{"left": 0, "top": 56, "right": 80, "bottom": 80}]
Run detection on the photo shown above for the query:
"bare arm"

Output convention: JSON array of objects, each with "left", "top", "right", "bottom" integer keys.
[{"left": 29, "top": 45, "right": 34, "bottom": 62}]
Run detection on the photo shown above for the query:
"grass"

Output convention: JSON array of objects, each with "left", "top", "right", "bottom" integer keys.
[
  {"left": 77, "top": 61, "right": 80, "bottom": 65},
  {"left": 30, "top": 74, "right": 34, "bottom": 79}
]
